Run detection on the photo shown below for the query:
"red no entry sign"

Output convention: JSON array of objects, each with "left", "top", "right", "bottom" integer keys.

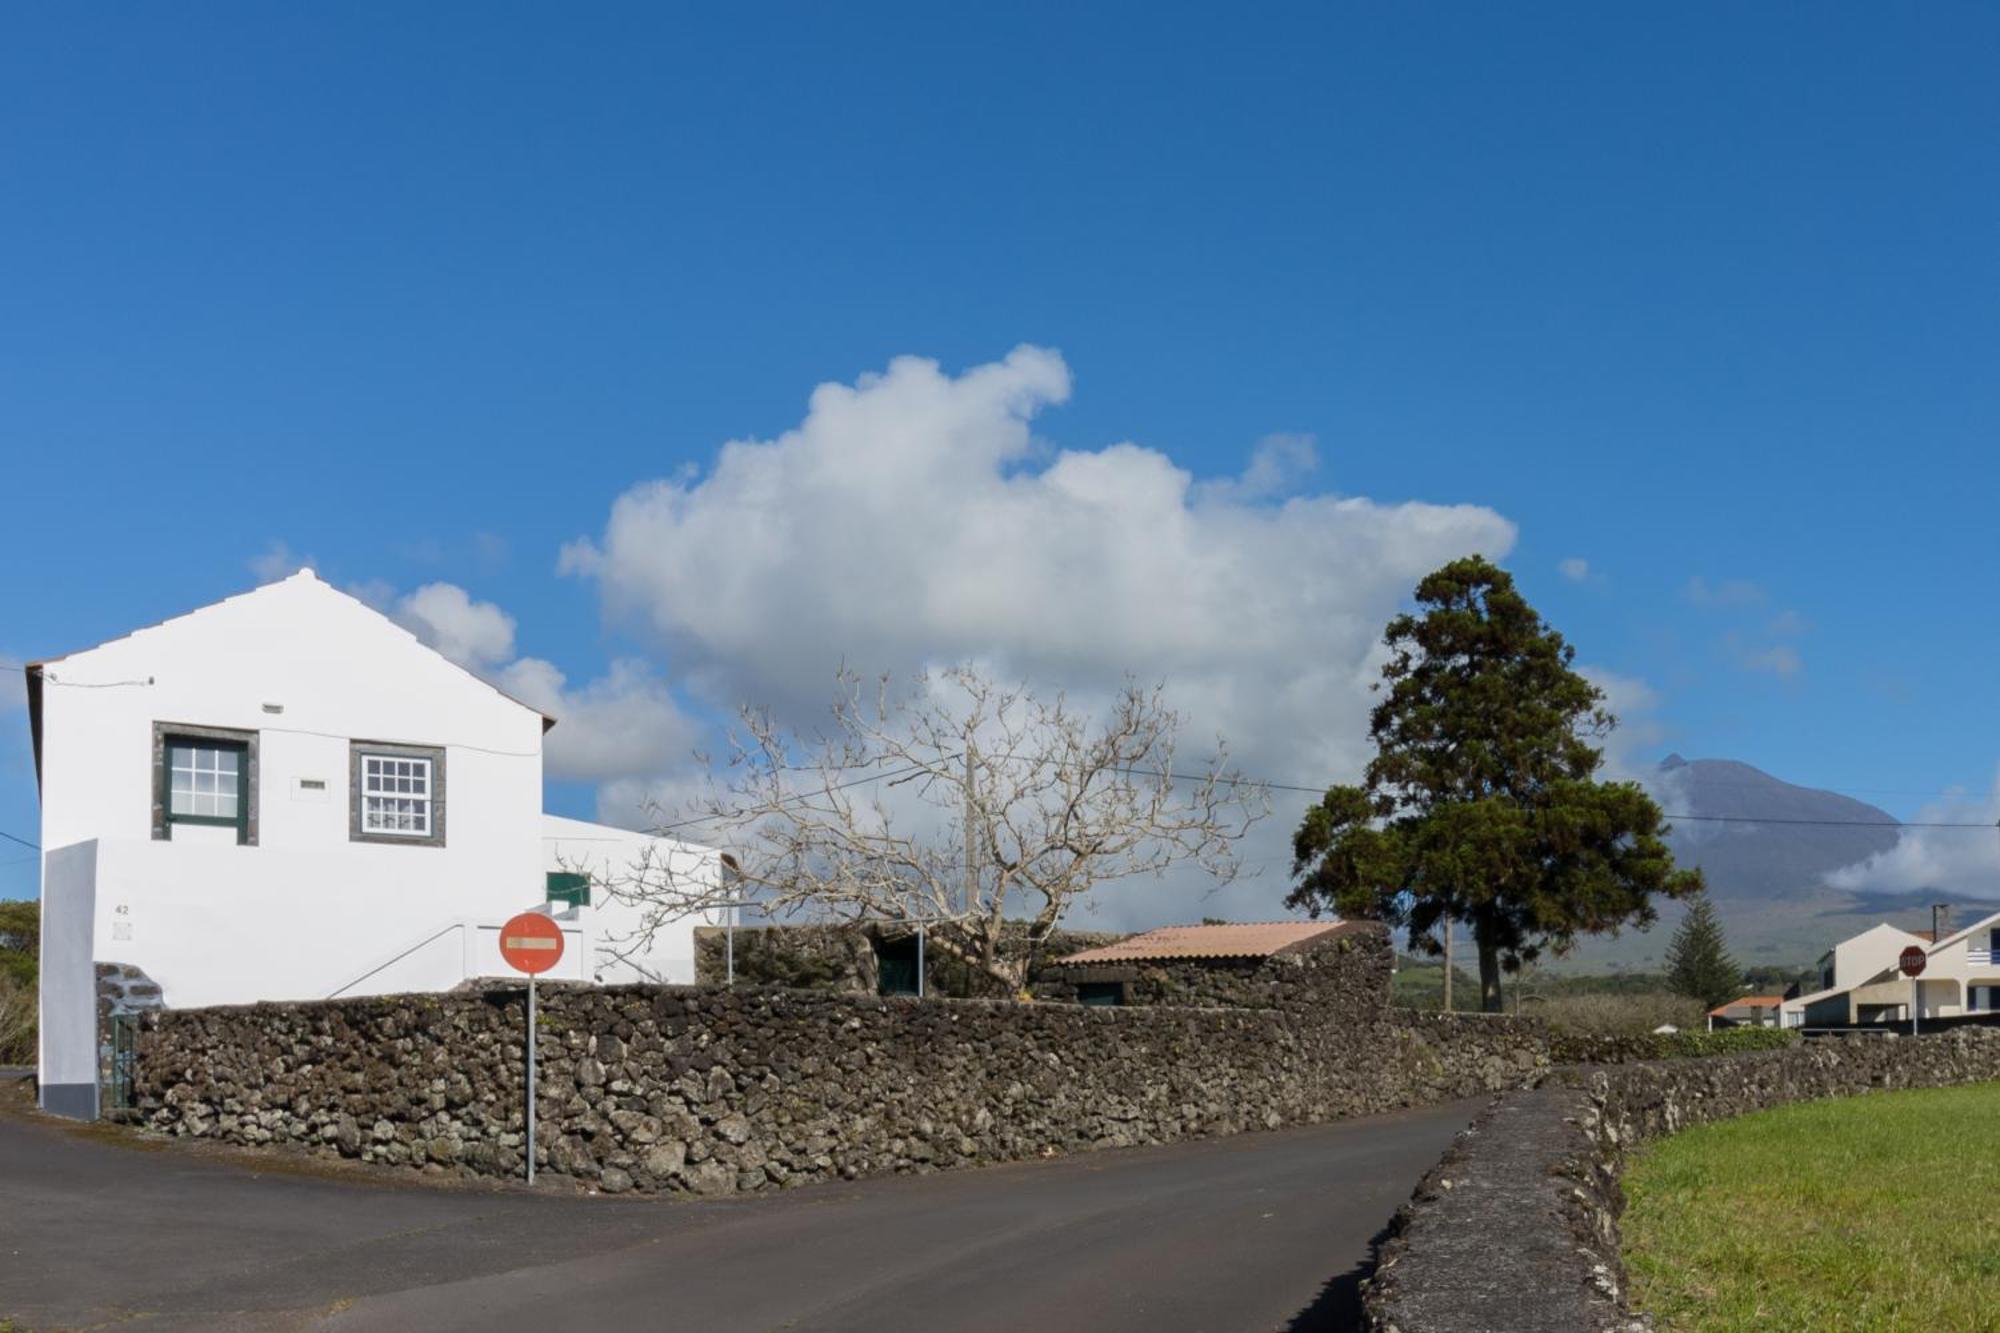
[
  {"left": 500, "top": 912, "right": 566, "bottom": 975},
  {"left": 1899, "top": 945, "right": 1927, "bottom": 978}
]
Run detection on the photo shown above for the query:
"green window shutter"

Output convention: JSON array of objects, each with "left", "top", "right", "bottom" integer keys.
[{"left": 546, "top": 871, "right": 591, "bottom": 908}]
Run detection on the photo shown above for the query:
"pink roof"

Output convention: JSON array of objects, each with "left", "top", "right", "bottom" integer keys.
[
  {"left": 1708, "top": 995, "right": 1786, "bottom": 1016},
  {"left": 1055, "top": 920, "right": 1363, "bottom": 965}
]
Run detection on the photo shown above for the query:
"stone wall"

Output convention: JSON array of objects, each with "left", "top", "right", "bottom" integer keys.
[
  {"left": 97, "top": 961, "right": 165, "bottom": 1107},
  {"left": 1032, "top": 947, "right": 1389, "bottom": 1011},
  {"left": 131, "top": 930, "right": 1549, "bottom": 1196},
  {"left": 695, "top": 921, "right": 1393, "bottom": 1013},
  {"left": 1361, "top": 1029, "right": 2000, "bottom": 1332},
  {"left": 691, "top": 923, "right": 1128, "bottom": 998}
]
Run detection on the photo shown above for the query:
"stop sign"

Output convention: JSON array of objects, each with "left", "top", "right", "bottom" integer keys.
[
  {"left": 1899, "top": 945, "right": 1927, "bottom": 978},
  {"left": 500, "top": 912, "right": 566, "bottom": 975}
]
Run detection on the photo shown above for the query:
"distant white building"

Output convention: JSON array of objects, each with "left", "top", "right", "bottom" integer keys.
[
  {"left": 30, "top": 570, "right": 722, "bottom": 1118},
  {"left": 1782, "top": 913, "right": 2000, "bottom": 1028}
]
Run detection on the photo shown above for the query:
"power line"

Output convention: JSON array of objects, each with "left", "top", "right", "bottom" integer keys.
[
  {"left": 1117, "top": 766, "right": 2000, "bottom": 831},
  {"left": 1662, "top": 813, "right": 1993, "bottom": 829},
  {"left": 0, "top": 830, "right": 37, "bottom": 852},
  {"left": 644, "top": 763, "right": 935, "bottom": 835}
]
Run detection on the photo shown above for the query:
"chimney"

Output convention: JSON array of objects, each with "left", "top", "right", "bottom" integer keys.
[{"left": 1932, "top": 903, "right": 1952, "bottom": 941}]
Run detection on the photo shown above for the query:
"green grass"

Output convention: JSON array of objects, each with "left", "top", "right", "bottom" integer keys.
[{"left": 1623, "top": 1082, "right": 2000, "bottom": 1332}]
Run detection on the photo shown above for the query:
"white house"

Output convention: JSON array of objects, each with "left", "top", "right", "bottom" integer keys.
[
  {"left": 1781, "top": 912, "right": 2000, "bottom": 1028},
  {"left": 31, "top": 570, "right": 723, "bottom": 1118}
]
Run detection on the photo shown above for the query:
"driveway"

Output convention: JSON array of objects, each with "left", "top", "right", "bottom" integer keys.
[{"left": 0, "top": 1085, "right": 1481, "bottom": 1333}]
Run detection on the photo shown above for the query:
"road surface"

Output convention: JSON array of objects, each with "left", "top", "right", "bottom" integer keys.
[{"left": 0, "top": 1083, "right": 1481, "bottom": 1333}]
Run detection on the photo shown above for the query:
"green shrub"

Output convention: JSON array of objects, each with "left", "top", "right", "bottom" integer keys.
[
  {"left": 1651, "top": 1026, "right": 1796, "bottom": 1057},
  {"left": 0, "top": 972, "right": 34, "bottom": 1065}
]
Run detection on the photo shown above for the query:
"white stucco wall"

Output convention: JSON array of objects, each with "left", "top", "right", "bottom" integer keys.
[
  {"left": 37, "top": 841, "right": 99, "bottom": 1115},
  {"left": 542, "top": 814, "right": 724, "bottom": 984},
  {"left": 68, "top": 839, "right": 587, "bottom": 1009},
  {"left": 38, "top": 572, "right": 546, "bottom": 904},
  {"left": 1828, "top": 923, "right": 1928, "bottom": 991},
  {"left": 30, "top": 570, "right": 721, "bottom": 1109}
]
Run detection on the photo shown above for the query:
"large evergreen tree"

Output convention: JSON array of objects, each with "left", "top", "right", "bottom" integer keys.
[
  {"left": 1287, "top": 556, "right": 1703, "bottom": 1011},
  {"left": 1665, "top": 892, "right": 1741, "bottom": 1011}
]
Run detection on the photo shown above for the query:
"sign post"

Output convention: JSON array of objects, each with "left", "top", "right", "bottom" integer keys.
[
  {"left": 1898, "top": 945, "right": 1928, "bottom": 1036},
  {"left": 500, "top": 911, "right": 566, "bottom": 1184}
]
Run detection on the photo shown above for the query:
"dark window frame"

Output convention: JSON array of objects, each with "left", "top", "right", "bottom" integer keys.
[
  {"left": 349, "top": 740, "right": 447, "bottom": 848},
  {"left": 152, "top": 722, "right": 258, "bottom": 845},
  {"left": 1077, "top": 980, "right": 1126, "bottom": 1007}
]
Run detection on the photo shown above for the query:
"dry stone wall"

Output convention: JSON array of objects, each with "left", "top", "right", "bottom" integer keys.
[
  {"left": 131, "top": 930, "right": 1549, "bottom": 1195},
  {"left": 691, "top": 923, "right": 1128, "bottom": 998},
  {"left": 1362, "top": 1029, "right": 2000, "bottom": 1333}
]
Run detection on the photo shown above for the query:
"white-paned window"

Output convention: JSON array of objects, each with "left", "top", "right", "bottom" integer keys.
[
  {"left": 167, "top": 741, "right": 244, "bottom": 823},
  {"left": 361, "top": 754, "right": 433, "bottom": 836}
]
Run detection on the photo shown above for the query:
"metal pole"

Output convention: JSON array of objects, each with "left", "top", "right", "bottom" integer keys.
[
  {"left": 963, "top": 740, "right": 979, "bottom": 917},
  {"left": 917, "top": 923, "right": 926, "bottom": 999},
  {"left": 526, "top": 974, "right": 537, "bottom": 1185},
  {"left": 726, "top": 908, "right": 735, "bottom": 987},
  {"left": 1442, "top": 922, "right": 1453, "bottom": 1014},
  {"left": 1912, "top": 976, "right": 1920, "bottom": 1037}
]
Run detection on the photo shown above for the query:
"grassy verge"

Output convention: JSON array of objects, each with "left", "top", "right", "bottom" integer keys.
[{"left": 1623, "top": 1082, "right": 2000, "bottom": 1331}]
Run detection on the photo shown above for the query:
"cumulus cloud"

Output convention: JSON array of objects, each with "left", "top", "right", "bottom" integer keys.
[
  {"left": 1827, "top": 775, "right": 2000, "bottom": 901},
  {"left": 562, "top": 346, "right": 1520, "bottom": 921},
  {"left": 249, "top": 541, "right": 316, "bottom": 583},
  {"left": 377, "top": 580, "right": 696, "bottom": 784},
  {"left": 391, "top": 583, "right": 518, "bottom": 670},
  {"left": 1558, "top": 557, "right": 1593, "bottom": 583},
  {"left": 497, "top": 657, "right": 698, "bottom": 782},
  {"left": 1192, "top": 433, "right": 1319, "bottom": 504},
  {"left": 1685, "top": 576, "right": 1766, "bottom": 607},
  {"left": 1739, "top": 644, "right": 1803, "bottom": 679},
  {"left": 1579, "top": 667, "right": 1667, "bottom": 784}
]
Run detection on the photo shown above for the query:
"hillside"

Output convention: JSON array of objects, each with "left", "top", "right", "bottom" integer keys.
[{"left": 1551, "top": 757, "right": 1996, "bottom": 973}]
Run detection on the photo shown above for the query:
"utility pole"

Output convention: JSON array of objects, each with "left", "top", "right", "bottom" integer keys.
[
  {"left": 1442, "top": 922, "right": 1453, "bottom": 1014},
  {"left": 962, "top": 739, "right": 980, "bottom": 917}
]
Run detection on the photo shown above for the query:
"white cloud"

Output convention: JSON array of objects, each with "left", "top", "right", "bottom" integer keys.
[
  {"left": 1740, "top": 644, "right": 1803, "bottom": 679},
  {"left": 1558, "top": 557, "right": 1593, "bottom": 583},
  {"left": 249, "top": 541, "right": 316, "bottom": 583},
  {"left": 563, "top": 346, "right": 1520, "bottom": 923},
  {"left": 1827, "top": 775, "right": 2000, "bottom": 901},
  {"left": 1685, "top": 576, "right": 1766, "bottom": 608},
  {"left": 497, "top": 657, "right": 697, "bottom": 782},
  {"left": 378, "top": 581, "right": 696, "bottom": 784},
  {"left": 391, "top": 583, "right": 518, "bottom": 670},
  {"left": 1767, "top": 609, "right": 1808, "bottom": 637},
  {"left": 1192, "top": 433, "right": 1318, "bottom": 504},
  {"left": 1579, "top": 666, "right": 1667, "bottom": 786}
]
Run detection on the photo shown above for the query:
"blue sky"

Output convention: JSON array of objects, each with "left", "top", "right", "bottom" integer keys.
[{"left": 4, "top": 4, "right": 1998, "bottom": 910}]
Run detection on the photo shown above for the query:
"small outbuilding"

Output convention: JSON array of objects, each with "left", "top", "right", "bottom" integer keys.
[{"left": 1042, "top": 919, "right": 1385, "bottom": 1009}]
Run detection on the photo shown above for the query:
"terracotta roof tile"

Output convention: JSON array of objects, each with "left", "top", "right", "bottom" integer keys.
[
  {"left": 1707, "top": 995, "right": 1786, "bottom": 1016},
  {"left": 1053, "top": 920, "right": 1364, "bottom": 965}
]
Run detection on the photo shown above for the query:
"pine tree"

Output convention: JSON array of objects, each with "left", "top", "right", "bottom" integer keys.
[
  {"left": 1665, "top": 892, "right": 1741, "bottom": 1010},
  {"left": 1287, "top": 557, "right": 1704, "bottom": 1011}
]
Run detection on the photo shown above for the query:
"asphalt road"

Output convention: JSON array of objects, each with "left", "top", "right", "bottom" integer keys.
[{"left": 0, "top": 1083, "right": 1482, "bottom": 1333}]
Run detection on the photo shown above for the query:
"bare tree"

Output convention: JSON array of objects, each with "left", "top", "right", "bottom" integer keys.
[{"left": 601, "top": 666, "right": 1269, "bottom": 991}]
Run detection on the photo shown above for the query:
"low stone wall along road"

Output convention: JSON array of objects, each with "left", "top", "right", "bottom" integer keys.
[{"left": 0, "top": 1079, "right": 1487, "bottom": 1333}]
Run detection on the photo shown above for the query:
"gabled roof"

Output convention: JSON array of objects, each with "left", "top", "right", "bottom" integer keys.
[
  {"left": 1928, "top": 909, "right": 2000, "bottom": 955},
  {"left": 1053, "top": 920, "right": 1371, "bottom": 965},
  {"left": 1782, "top": 984, "right": 1846, "bottom": 1012},
  {"left": 23, "top": 570, "right": 557, "bottom": 787},
  {"left": 1708, "top": 995, "right": 1785, "bottom": 1017}
]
